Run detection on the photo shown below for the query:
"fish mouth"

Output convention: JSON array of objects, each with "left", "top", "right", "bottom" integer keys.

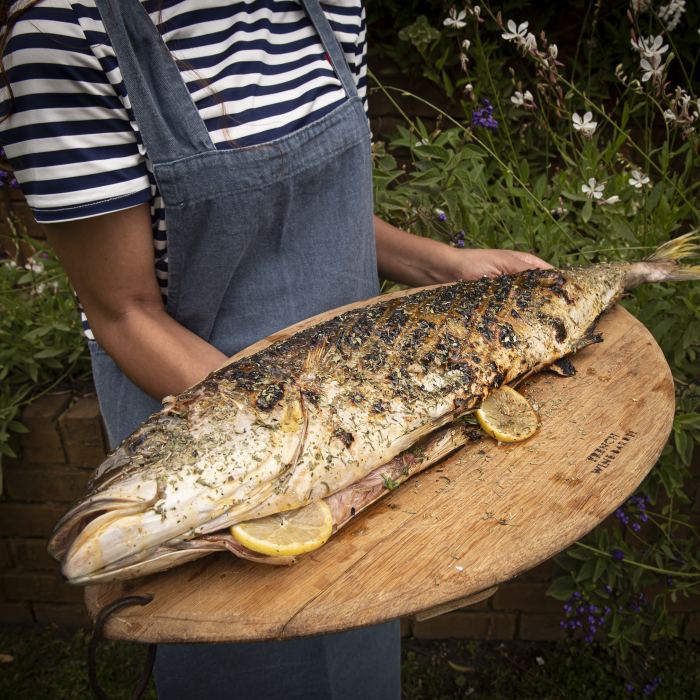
[{"left": 48, "top": 481, "right": 160, "bottom": 584}]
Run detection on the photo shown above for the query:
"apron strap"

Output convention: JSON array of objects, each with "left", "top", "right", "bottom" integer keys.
[
  {"left": 93, "top": 0, "right": 215, "bottom": 164},
  {"left": 299, "top": 0, "right": 361, "bottom": 100}
]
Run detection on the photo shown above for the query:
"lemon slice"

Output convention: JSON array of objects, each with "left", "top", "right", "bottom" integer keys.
[
  {"left": 475, "top": 385, "right": 538, "bottom": 443},
  {"left": 230, "top": 500, "right": 333, "bottom": 557}
]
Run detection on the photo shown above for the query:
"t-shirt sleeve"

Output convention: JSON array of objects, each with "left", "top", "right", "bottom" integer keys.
[
  {"left": 324, "top": 0, "right": 368, "bottom": 112},
  {"left": 0, "top": 0, "right": 151, "bottom": 223}
]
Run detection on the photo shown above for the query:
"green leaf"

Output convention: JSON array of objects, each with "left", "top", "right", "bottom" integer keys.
[
  {"left": 593, "top": 556, "right": 608, "bottom": 582},
  {"left": 414, "top": 145, "right": 449, "bottom": 161},
  {"left": 460, "top": 145, "right": 486, "bottom": 159},
  {"left": 519, "top": 158, "right": 529, "bottom": 186},
  {"left": 581, "top": 200, "right": 592, "bottom": 223},
  {"left": 546, "top": 575, "right": 576, "bottom": 599},
  {"left": 0, "top": 441, "right": 16, "bottom": 458}
]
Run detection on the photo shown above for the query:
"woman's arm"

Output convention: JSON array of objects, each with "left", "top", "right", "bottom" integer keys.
[
  {"left": 43, "top": 203, "right": 227, "bottom": 401},
  {"left": 374, "top": 215, "right": 553, "bottom": 286}
]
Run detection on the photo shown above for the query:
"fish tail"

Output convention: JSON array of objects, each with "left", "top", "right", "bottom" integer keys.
[
  {"left": 626, "top": 232, "right": 700, "bottom": 288},
  {"left": 641, "top": 232, "right": 700, "bottom": 281}
]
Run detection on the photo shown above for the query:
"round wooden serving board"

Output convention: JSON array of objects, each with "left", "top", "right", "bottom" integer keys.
[{"left": 85, "top": 289, "right": 675, "bottom": 644}]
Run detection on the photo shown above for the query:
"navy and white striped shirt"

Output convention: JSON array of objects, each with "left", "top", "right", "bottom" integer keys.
[{"left": 0, "top": 0, "right": 368, "bottom": 337}]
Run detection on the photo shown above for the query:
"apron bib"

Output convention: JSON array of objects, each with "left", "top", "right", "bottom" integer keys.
[{"left": 89, "top": 2, "right": 397, "bottom": 698}]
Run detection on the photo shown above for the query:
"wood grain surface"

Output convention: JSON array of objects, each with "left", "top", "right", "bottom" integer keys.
[{"left": 84, "top": 292, "right": 674, "bottom": 644}]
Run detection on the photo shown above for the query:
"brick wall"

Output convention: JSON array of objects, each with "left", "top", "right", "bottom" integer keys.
[
  {"left": 3, "top": 394, "right": 700, "bottom": 638},
  {"left": 0, "top": 394, "right": 107, "bottom": 628}
]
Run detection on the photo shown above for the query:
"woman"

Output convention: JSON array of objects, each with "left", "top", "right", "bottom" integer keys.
[{"left": 1, "top": 1, "right": 550, "bottom": 697}]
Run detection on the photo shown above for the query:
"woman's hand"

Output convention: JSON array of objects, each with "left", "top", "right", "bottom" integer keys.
[{"left": 374, "top": 216, "right": 553, "bottom": 287}]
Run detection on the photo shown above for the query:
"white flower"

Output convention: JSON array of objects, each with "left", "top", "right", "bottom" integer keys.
[
  {"left": 637, "top": 35, "right": 669, "bottom": 60},
  {"left": 572, "top": 111, "right": 598, "bottom": 136},
  {"left": 523, "top": 32, "right": 537, "bottom": 52},
  {"left": 640, "top": 55, "right": 665, "bottom": 82},
  {"left": 659, "top": 0, "right": 686, "bottom": 31},
  {"left": 434, "top": 208, "right": 445, "bottom": 215},
  {"left": 462, "top": 39, "right": 471, "bottom": 51},
  {"left": 629, "top": 170, "right": 650, "bottom": 188},
  {"left": 630, "top": 0, "right": 650, "bottom": 13},
  {"left": 35, "top": 282, "right": 46, "bottom": 297},
  {"left": 663, "top": 109, "right": 677, "bottom": 123},
  {"left": 474, "top": 5, "right": 480, "bottom": 17},
  {"left": 582, "top": 178, "right": 605, "bottom": 199},
  {"left": 511, "top": 90, "right": 534, "bottom": 106},
  {"left": 24, "top": 259, "right": 44, "bottom": 274},
  {"left": 3, "top": 260, "right": 17, "bottom": 270},
  {"left": 549, "top": 44, "right": 558, "bottom": 59},
  {"left": 502, "top": 20, "right": 528, "bottom": 43},
  {"left": 603, "top": 195, "right": 620, "bottom": 204},
  {"left": 444, "top": 8, "right": 467, "bottom": 28},
  {"left": 536, "top": 657, "right": 545, "bottom": 666},
  {"left": 550, "top": 206, "right": 569, "bottom": 216}
]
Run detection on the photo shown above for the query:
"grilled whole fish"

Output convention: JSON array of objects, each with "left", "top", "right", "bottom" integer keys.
[{"left": 48, "top": 235, "right": 700, "bottom": 585}]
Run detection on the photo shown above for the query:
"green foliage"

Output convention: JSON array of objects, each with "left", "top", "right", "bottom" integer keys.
[
  {"left": 401, "top": 637, "right": 700, "bottom": 699},
  {"left": 370, "top": 0, "right": 700, "bottom": 690},
  {"left": 0, "top": 217, "right": 91, "bottom": 486},
  {"left": 0, "top": 626, "right": 157, "bottom": 700}
]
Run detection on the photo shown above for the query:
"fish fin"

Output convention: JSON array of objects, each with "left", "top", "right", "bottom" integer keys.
[
  {"left": 549, "top": 358, "right": 577, "bottom": 377},
  {"left": 302, "top": 335, "right": 328, "bottom": 371},
  {"left": 574, "top": 333, "right": 603, "bottom": 351},
  {"left": 642, "top": 231, "right": 700, "bottom": 262}
]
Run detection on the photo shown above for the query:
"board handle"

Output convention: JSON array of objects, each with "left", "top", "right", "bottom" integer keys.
[
  {"left": 88, "top": 594, "right": 157, "bottom": 700},
  {"left": 412, "top": 586, "right": 498, "bottom": 622}
]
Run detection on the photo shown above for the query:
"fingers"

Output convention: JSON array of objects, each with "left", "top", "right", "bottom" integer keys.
[{"left": 504, "top": 250, "right": 554, "bottom": 270}]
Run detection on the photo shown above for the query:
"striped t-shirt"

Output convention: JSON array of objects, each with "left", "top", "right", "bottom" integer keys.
[{"left": 0, "top": 0, "right": 368, "bottom": 338}]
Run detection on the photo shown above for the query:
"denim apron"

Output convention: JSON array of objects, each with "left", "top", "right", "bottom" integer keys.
[{"left": 89, "top": 1, "right": 398, "bottom": 698}]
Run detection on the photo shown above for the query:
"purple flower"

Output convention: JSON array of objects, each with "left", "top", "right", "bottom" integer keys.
[
  {"left": 471, "top": 99, "right": 498, "bottom": 131},
  {"left": 667, "top": 577, "right": 674, "bottom": 586},
  {"left": 604, "top": 585, "right": 612, "bottom": 594},
  {"left": 438, "top": 213, "right": 447, "bottom": 222},
  {"left": 576, "top": 620, "right": 582, "bottom": 628},
  {"left": 603, "top": 606, "right": 611, "bottom": 615},
  {"left": 588, "top": 625, "right": 596, "bottom": 633},
  {"left": 638, "top": 501, "right": 646, "bottom": 511},
  {"left": 626, "top": 684, "right": 634, "bottom": 692},
  {"left": 559, "top": 620, "right": 567, "bottom": 628},
  {"left": 639, "top": 513, "right": 649, "bottom": 523},
  {"left": 633, "top": 523, "right": 641, "bottom": 532},
  {"left": 458, "top": 230, "right": 465, "bottom": 239},
  {"left": 588, "top": 605, "right": 597, "bottom": 613},
  {"left": 584, "top": 635, "right": 593, "bottom": 643},
  {"left": 569, "top": 620, "right": 577, "bottom": 629},
  {"left": 40, "top": 252, "right": 49, "bottom": 259},
  {"left": 613, "top": 550, "right": 624, "bottom": 562},
  {"left": 8, "top": 177, "right": 19, "bottom": 189},
  {"left": 573, "top": 592, "right": 581, "bottom": 599},
  {"left": 457, "top": 240, "right": 465, "bottom": 248},
  {"left": 563, "top": 604, "right": 572, "bottom": 613},
  {"left": 587, "top": 615, "right": 595, "bottom": 624}
]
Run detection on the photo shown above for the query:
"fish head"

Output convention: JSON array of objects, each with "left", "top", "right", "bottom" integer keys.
[{"left": 48, "top": 382, "right": 306, "bottom": 585}]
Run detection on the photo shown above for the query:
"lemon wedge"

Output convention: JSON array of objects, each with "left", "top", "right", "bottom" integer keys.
[
  {"left": 475, "top": 385, "right": 538, "bottom": 443},
  {"left": 230, "top": 500, "right": 333, "bottom": 557}
]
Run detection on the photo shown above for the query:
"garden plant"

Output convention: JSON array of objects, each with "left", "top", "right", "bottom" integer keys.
[{"left": 1, "top": 0, "right": 700, "bottom": 696}]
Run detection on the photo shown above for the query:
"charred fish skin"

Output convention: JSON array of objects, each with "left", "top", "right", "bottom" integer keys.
[{"left": 49, "top": 235, "right": 700, "bottom": 584}]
